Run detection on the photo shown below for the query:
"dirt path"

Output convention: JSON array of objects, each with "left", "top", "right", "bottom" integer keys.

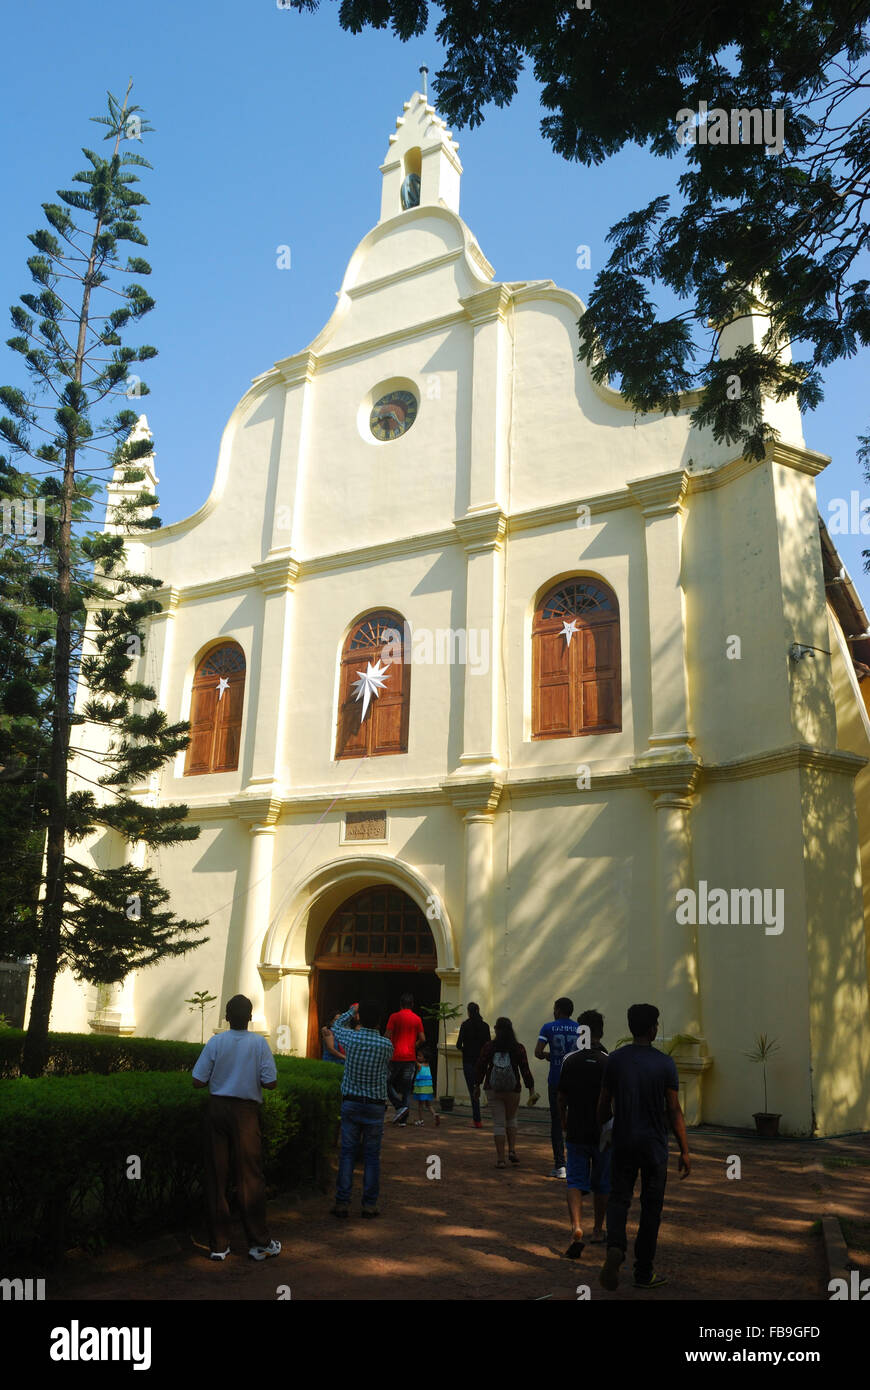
[{"left": 54, "top": 1114, "right": 867, "bottom": 1302}]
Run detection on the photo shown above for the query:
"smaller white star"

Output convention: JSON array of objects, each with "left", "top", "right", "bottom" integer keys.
[
  {"left": 216, "top": 677, "right": 230, "bottom": 700},
  {"left": 560, "top": 619, "right": 579, "bottom": 647}
]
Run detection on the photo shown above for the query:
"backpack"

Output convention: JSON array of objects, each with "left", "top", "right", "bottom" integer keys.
[{"left": 489, "top": 1049, "right": 517, "bottom": 1092}]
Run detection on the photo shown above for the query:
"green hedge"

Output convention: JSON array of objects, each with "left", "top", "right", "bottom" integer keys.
[
  {"left": 0, "top": 1059, "right": 342, "bottom": 1264},
  {"left": 0, "top": 1029, "right": 203, "bottom": 1078}
]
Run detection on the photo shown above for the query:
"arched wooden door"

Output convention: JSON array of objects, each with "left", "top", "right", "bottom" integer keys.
[{"left": 307, "top": 885, "right": 441, "bottom": 1061}]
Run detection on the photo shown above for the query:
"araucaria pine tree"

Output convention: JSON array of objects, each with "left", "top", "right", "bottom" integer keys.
[{"left": 0, "top": 83, "right": 207, "bottom": 1077}]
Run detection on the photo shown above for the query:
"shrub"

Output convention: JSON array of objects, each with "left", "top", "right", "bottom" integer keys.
[
  {"left": 0, "top": 1029, "right": 202, "bottom": 1078},
  {"left": 0, "top": 1061, "right": 341, "bottom": 1264}
]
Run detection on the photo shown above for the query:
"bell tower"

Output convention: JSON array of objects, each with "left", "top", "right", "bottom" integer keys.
[{"left": 379, "top": 88, "right": 462, "bottom": 223}]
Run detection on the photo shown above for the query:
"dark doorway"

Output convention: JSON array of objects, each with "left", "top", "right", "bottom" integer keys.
[
  {"left": 307, "top": 884, "right": 444, "bottom": 1083},
  {"left": 317, "top": 968, "right": 442, "bottom": 1073}
]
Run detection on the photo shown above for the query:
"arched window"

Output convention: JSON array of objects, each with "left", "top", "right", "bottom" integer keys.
[
  {"left": 336, "top": 610, "right": 410, "bottom": 758},
  {"left": 532, "top": 578, "right": 621, "bottom": 738},
  {"left": 184, "top": 641, "right": 246, "bottom": 775},
  {"left": 316, "top": 887, "right": 436, "bottom": 966}
]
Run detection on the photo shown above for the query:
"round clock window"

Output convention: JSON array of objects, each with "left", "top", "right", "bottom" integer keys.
[{"left": 369, "top": 389, "right": 418, "bottom": 442}]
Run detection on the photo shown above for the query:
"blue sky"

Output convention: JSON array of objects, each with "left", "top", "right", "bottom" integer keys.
[{"left": 2, "top": 0, "right": 869, "bottom": 602}]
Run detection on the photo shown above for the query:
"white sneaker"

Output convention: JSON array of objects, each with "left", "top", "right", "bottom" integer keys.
[
  {"left": 248, "top": 1239, "right": 281, "bottom": 1261},
  {"left": 209, "top": 1247, "right": 230, "bottom": 1261},
  {"left": 550, "top": 1166, "right": 567, "bottom": 1179}
]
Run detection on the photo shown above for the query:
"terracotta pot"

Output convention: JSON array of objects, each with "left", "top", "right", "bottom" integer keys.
[
  {"left": 439, "top": 1096, "right": 454, "bottom": 1112},
  {"left": 753, "top": 1111, "right": 781, "bottom": 1138}
]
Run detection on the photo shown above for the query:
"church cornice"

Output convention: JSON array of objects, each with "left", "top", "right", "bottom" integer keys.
[
  {"left": 251, "top": 551, "right": 301, "bottom": 594},
  {"left": 507, "top": 490, "right": 635, "bottom": 534},
  {"left": 141, "top": 440, "right": 831, "bottom": 608},
  {"left": 460, "top": 284, "right": 512, "bottom": 326},
  {"left": 442, "top": 775, "right": 503, "bottom": 814},
  {"left": 312, "top": 308, "right": 468, "bottom": 371},
  {"left": 702, "top": 743, "right": 866, "bottom": 782},
  {"left": 453, "top": 506, "right": 507, "bottom": 554},
  {"left": 274, "top": 351, "right": 318, "bottom": 387},
  {"left": 626, "top": 471, "right": 689, "bottom": 517},
  {"left": 687, "top": 439, "right": 830, "bottom": 493},
  {"left": 159, "top": 742, "right": 865, "bottom": 825},
  {"left": 347, "top": 248, "right": 464, "bottom": 301},
  {"left": 149, "top": 585, "right": 180, "bottom": 619}
]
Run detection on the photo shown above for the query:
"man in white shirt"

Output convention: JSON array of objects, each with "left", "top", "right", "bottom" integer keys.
[{"left": 192, "top": 994, "right": 281, "bottom": 1262}]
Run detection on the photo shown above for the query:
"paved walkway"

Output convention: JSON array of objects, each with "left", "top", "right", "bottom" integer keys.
[{"left": 53, "top": 1111, "right": 869, "bottom": 1302}]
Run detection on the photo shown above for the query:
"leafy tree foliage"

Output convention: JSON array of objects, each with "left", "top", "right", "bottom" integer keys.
[
  {"left": 0, "top": 84, "right": 206, "bottom": 1076},
  {"left": 288, "top": 0, "right": 870, "bottom": 460}
]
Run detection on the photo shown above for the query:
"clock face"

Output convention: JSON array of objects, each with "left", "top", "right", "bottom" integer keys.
[{"left": 369, "top": 389, "right": 418, "bottom": 442}]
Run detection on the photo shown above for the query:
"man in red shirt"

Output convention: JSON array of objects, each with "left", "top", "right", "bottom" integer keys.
[{"left": 385, "top": 993, "right": 425, "bottom": 1125}]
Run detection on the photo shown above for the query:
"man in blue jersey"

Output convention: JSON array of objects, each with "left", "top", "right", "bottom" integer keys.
[
  {"left": 597, "top": 1002, "right": 691, "bottom": 1291},
  {"left": 192, "top": 994, "right": 281, "bottom": 1263},
  {"left": 536, "top": 997, "right": 582, "bottom": 1177}
]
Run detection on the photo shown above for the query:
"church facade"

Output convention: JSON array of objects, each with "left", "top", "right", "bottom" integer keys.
[{"left": 47, "top": 92, "right": 870, "bottom": 1135}]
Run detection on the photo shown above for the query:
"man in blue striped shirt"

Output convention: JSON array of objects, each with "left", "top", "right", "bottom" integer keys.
[{"left": 327, "top": 1000, "right": 393, "bottom": 1217}]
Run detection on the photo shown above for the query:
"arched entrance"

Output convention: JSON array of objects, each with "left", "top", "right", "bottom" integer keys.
[{"left": 306, "top": 884, "right": 442, "bottom": 1070}]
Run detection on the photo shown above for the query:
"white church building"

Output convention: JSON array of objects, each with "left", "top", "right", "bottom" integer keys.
[{"left": 48, "top": 91, "right": 870, "bottom": 1135}]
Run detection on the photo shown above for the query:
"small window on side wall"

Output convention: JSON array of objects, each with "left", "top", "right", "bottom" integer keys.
[
  {"left": 184, "top": 641, "right": 246, "bottom": 775},
  {"left": 532, "top": 578, "right": 621, "bottom": 738}
]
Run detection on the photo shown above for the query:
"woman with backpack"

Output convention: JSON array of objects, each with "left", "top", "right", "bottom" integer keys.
[{"left": 474, "top": 1017, "right": 538, "bottom": 1168}]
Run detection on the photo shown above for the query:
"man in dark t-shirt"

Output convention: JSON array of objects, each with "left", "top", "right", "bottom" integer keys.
[
  {"left": 596, "top": 1002, "right": 690, "bottom": 1291},
  {"left": 557, "top": 1009, "right": 610, "bottom": 1259}
]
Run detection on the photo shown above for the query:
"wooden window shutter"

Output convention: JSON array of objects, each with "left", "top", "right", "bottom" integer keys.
[
  {"left": 336, "top": 611, "right": 410, "bottom": 759},
  {"left": 184, "top": 642, "right": 246, "bottom": 775},
  {"left": 532, "top": 579, "right": 621, "bottom": 739}
]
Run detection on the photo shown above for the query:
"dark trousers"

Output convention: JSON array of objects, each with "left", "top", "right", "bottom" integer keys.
[
  {"left": 606, "top": 1146, "right": 669, "bottom": 1281},
  {"left": 203, "top": 1095, "right": 269, "bottom": 1251},
  {"left": 463, "top": 1060, "right": 481, "bottom": 1122},
  {"left": 387, "top": 1061, "right": 416, "bottom": 1113},
  {"left": 548, "top": 1083, "right": 566, "bottom": 1166}
]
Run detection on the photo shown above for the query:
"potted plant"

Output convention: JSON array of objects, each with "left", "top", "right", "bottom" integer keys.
[
  {"left": 745, "top": 1033, "right": 781, "bottom": 1137},
  {"left": 421, "top": 1001, "right": 463, "bottom": 1111}
]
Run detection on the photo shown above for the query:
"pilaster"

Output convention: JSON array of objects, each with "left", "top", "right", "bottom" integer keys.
[
  {"left": 627, "top": 471, "right": 693, "bottom": 762},
  {"left": 453, "top": 508, "right": 506, "bottom": 776}
]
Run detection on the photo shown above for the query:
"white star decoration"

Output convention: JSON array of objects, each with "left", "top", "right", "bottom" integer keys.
[
  {"left": 351, "top": 660, "right": 390, "bottom": 720},
  {"left": 215, "top": 677, "right": 230, "bottom": 700},
  {"left": 560, "top": 619, "right": 579, "bottom": 647}
]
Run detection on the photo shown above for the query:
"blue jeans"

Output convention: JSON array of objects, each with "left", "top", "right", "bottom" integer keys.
[
  {"left": 336, "top": 1100, "right": 385, "bottom": 1208},
  {"left": 548, "top": 1083, "right": 566, "bottom": 1166},
  {"left": 463, "top": 1061, "right": 481, "bottom": 1122}
]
